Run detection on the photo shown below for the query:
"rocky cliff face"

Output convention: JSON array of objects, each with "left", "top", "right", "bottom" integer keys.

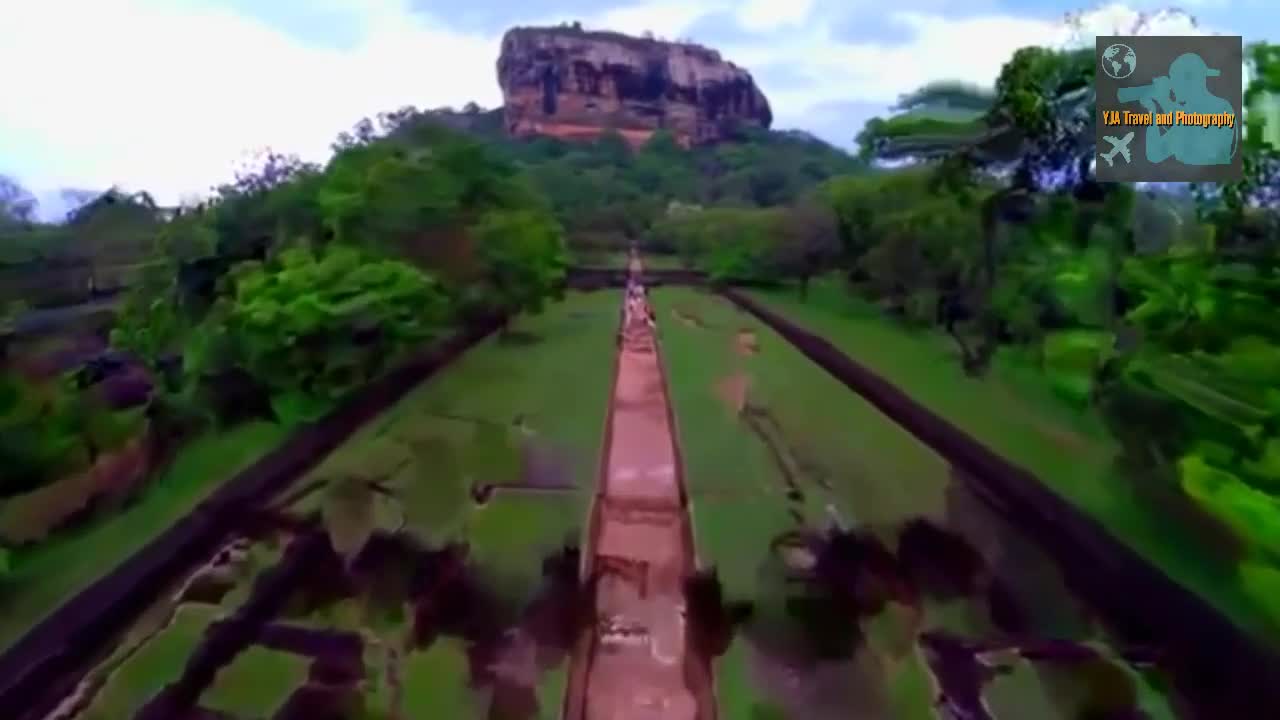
[{"left": 497, "top": 26, "right": 772, "bottom": 148}]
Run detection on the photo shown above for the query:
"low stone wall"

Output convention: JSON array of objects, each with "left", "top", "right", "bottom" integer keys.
[
  {"left": 0, "top": 315, "right": 506, "bottom": 720},
  {"left": 565, "top": 267, "right": 708, "bottom": 290},
  {"left": 719, "top": 288, "right": 1280, "bottom": 715},
  {"left": 560, "top": 291, "right": 625, "bottom": 720}
]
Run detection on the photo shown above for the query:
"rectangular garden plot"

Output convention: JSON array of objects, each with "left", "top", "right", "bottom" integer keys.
[
  {"left": 653, "top": 287, "right": 1177, "bottom": 720},
  {"left": 744, "top": 281, "right": 1276, "bottom": 640},
  {"left": 63, "top": 291, "right": 619, "bottom": 720}
]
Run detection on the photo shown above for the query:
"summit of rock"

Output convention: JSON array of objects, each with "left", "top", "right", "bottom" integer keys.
[{"left": 497, "top": 25, "right": 772, "bottom": 148}]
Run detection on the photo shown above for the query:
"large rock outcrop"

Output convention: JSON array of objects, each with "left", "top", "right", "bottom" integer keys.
[{"left": 497, "top": 26, "right": 772, "bottom": 148}]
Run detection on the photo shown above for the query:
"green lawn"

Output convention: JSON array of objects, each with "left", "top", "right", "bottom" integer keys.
[
  {"left": 753, "top": 279, "right": 1115, "bottom": 480},
  {"left": 537, "top": 663, "right": 567, "bottom": 719},
  {"left": 402, "top": 638, "right": 488, "bottom": 718},
  {"left": 358, "top": 636, "right": 489, "bottom": 718},
  {"left": 269, "top": 291, "right": 617, "bottom": 716},
  {"left": 655, "top": 287, "right": 954, "bottom": 716},
  {"left": 465, "top": 492, "right": 587, "bottom": 609},
  {"left": 657, "top": 287, "right": 951, "bottom": 597},
  {"left": 360, "top": 635, "right": 565, "bottom": 719},
  {"left": 81, "top": 603, "right": 218, "bottom": 720},
  {"left": 293, "top": 291, "right": 615, "bottom": 605},
  {"left": 202, "top": 644, "right": 310, "bottom": 717},
  {"left": 655, "top": 287, "right": 1180, "bottom": 719},
  {"left": 0, "top": 421, "right": 286, "bottom": 651},
  {"left": 748, "top": 279, "right": 1277, "bottom": 639}
]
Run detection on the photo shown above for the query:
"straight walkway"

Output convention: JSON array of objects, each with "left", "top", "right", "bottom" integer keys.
[{"left": 564, "top": 254, "right": 711, "bottom": 720}]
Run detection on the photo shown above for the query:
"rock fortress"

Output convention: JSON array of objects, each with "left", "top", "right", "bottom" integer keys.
[{"left": 497, "top": 24, "right": 773, "bottom": 148}]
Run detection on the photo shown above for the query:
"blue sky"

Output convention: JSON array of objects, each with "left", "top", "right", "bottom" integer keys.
[{"left": 0, "top": 0, "right": 1273, "bottom": 216}]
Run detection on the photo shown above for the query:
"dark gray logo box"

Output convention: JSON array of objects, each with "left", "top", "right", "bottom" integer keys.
[{"left": 1095, "top": 35, "right": 1242, "bottom": 182}]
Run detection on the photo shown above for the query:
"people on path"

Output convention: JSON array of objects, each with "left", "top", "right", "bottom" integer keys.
[
  {"left": 620, "top": 276, "right": 656, "bottom": 338},
  {"left": 619, "top": 250, "right": 657, "bottom": 340}
]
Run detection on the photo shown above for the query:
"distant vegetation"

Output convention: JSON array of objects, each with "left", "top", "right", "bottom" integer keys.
[
  {"left": 500, "top": 126, "right": 862, "bottom": 253},
  {"left": 0, "top": 110, "right": 571, "bottom": 598}
]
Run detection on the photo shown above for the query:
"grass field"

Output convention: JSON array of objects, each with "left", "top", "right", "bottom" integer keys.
[
  {"left": 655, "top": 287, "right": 1178, "bottom": 719},
  {"left": 0, "top": 421, "right": 286, "bottom": 652},
  {"left": 38, "top": 291, "right": 621, "bottom": 719},
  {"left": 655, "top": 287, "right": 955, "bottom": 717},
  {"left": 201, "top": 644, "right": 310, "bottom": 717},
  {"left": 657, "top": 287, "right": 952, "bottom": 594},
  {"left": 400, "top": 638, "right": 488, "bottom": 718},
  {"left": 81, "top": 604, "right": 219, "bottom": 720},
  {"left": 293, "top": 291, "right": 617, "bottom": 600},
  {"left": 747, "top": 278, "right": 1275, "bottom": 639},
  {"left": 268, "top": 290, "right": 619, "bottom": 716}
]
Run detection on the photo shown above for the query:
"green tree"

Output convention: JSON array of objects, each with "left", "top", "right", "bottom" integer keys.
[
  {"left": 187, "top": 245, "right": 448, "bottom": 424},
  {"left": 472, "top": 209, "right": 568, "bottom": 328},
  {"left": 319, "top": 142, "right": 464, "bottom": 252},
  {"left": 211, "top": 151, "right": 324, "bottom": 262},
  {"left": 771, "top": 199, "right": 840, "bottom": 299}
]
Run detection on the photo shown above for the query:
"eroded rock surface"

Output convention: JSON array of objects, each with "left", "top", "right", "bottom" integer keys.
[{"left": 497, "top": 25, "right": 772, "bottom": 147}]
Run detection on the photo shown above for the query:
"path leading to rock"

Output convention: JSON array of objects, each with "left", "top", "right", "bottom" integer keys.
[{"left": 564, "top": 253, "right": 711, "bottom": 720}]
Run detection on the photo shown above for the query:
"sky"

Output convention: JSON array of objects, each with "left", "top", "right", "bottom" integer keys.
[{"left": 0, "top": 0, "right": 1274, "bottom": 218}]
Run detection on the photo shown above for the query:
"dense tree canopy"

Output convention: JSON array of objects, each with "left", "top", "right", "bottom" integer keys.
[
  {"left": 186, "top": 245, "right": 449, "bottom": 424},
  {"left": 106, "top": 119, "right": 574, "bottom": 427},
  {"left": 493, "top": 125, "right": 863, "bottom": 255}
]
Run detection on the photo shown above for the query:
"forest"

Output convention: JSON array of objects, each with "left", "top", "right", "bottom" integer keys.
[{"left": 0, "top": 35, "right": 1278, "bottom": 689}]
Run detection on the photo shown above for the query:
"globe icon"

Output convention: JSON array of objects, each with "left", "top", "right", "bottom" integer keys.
[{"left": 1102, "top": 43, "right": 1137, "bottom": 79}]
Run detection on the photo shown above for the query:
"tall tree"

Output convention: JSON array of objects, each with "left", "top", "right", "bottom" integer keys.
[
  {"left": 472, "top": 209, "right": 567, "bottom": 330},
  {"left": 772, "top": 199, "right": 840, "bottom": 299}
]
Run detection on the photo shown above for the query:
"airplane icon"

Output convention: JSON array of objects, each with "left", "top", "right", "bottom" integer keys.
[{"left": 1099, "top": 132, "right": 1135, "bottom": 167}]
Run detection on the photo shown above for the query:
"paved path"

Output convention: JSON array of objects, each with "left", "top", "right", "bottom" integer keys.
[{"left": 565, "top": 254, "right": 709, "bottom": 720}]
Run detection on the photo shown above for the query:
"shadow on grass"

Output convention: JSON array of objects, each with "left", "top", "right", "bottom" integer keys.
[
  {"left": 687, "top": 491, "right": 1173, "bottom": 720},
  {"left": 497, "top": 330, "right": 543, "bottom": 347}
]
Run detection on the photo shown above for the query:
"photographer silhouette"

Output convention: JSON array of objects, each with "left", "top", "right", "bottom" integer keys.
[{"left": 1116, "top": 52, "right": 1238, "bottom": 165}]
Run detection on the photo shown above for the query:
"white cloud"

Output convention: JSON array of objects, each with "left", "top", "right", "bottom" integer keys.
[
  {"left": 736, "top": 0, "right": 815, "bottom": 33},
  {"left": 0, "top": 0, "right": 732, "bottom": 209},
  {"left": 591, "top": 0, "right": 728, "bottom": 38},
  {"left": 720, "top": 13, "right": 1062, "bottom": 115},
  {"left": 725, "top": 2, "right": 1224, "bottom": 146},
  {"left": 0, "top": 0, "right": 499, "bottom": 206}
]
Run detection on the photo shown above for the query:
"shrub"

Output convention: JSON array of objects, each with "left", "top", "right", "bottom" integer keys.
[{"left": 186, "top": 245, "right": 449, "bottom": 425}]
